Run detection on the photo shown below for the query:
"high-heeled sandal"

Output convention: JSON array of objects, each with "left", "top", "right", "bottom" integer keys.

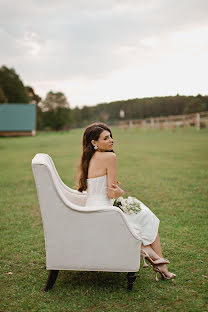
[
  {"left": 141, "top": 249, "right": 170, "bottom": 268},
  {"left": 153, "top": 265, "right": 176, "bottom": 281}
]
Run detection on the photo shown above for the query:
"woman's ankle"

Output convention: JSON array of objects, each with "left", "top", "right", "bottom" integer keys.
[{"left": 143, "top": 246, "right": 160, "bottom": 261}]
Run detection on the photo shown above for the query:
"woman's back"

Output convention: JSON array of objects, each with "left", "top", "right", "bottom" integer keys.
[{"left": 88, "top": 151, "right": 110, "bottom": 179}]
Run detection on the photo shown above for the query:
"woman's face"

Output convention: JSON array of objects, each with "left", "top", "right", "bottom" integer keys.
[{"left": 91, "top": 130, "right": 114, "bottom": 152}]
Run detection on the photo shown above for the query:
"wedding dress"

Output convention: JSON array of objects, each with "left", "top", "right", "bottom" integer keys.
[{"left": 85, "top": 174, "right": 160, "bottom": 246}]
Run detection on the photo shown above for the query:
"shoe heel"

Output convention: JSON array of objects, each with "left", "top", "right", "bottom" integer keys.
[
  {"left": 155, "top": 272, "right": 159, "bottom": 281},
  {"left": 153, "top": 266, "right": 176, "bottom": 280},
  {"left": 142, "top": 255, "right": 149, "bottom": 268}
]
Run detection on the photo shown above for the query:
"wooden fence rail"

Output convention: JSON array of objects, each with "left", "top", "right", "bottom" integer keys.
[{"left": 117, "top": 111, "right": 208, "bottom": 131}]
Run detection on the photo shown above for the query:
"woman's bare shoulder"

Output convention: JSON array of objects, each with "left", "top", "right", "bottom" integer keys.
[{"left": 100, "top": 152, "right": 117, "bottom": 160}]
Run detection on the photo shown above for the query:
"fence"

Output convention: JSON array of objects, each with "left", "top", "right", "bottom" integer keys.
[{"left": 117, "top": 111, "right": 208, "bottom": 131}]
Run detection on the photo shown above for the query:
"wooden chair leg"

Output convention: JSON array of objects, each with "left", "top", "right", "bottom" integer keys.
[
  {"left": 126, "top": 272, "right": 137, "bottom": 291},
  {"left": 44, "top": 270, "right": 59, "bottom": 292}
]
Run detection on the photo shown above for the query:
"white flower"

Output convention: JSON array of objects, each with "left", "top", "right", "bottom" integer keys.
[
  {"left": 114, "top": 196, "right": 141, "bottom": 214},
  {"left": 127, "top": 196, "right": 134, "bottom": 205}
]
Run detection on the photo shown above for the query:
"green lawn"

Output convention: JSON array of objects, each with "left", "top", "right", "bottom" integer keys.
[{"left": 0, "top": 126, "right": 207, "bottom": 312}]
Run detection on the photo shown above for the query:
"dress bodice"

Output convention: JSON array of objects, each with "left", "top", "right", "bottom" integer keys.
[{"left": 85, "top": 174, "right": 114, "bottom": 207}]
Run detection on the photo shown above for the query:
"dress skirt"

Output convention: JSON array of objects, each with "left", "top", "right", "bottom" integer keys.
[{"left": 122, "top": 199, "right": 160, "bottom": 246}]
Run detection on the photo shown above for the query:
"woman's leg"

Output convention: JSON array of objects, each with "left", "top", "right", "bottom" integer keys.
[
  {"left": 142, "top": 231, "right": 172, "bottom": 276},
  {"left": 141, "top": 232, "right": 163, "bottom": 258},
  {"left": 150, "top": 232, "right": 163, "bottom": 257}
]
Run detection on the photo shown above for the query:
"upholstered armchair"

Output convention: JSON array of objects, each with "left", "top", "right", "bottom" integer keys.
[{"left": 32, "top": 153, "right": 142, "bottom": 291}]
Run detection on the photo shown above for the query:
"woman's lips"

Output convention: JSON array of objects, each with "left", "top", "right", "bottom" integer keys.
[{"left": 109, "top": 143, "right": 113, "bottom": 146}]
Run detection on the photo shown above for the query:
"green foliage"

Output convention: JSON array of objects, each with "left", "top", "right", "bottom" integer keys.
[
  {"left": 38, "top": 91, "right": 71, "bottom": 130},
  {"left": 0, "top": 65, "right": 29, "bottom": 103},
  {"left": 25, "top": 86, "right": 41, "bottom": 104},
  {"left": 0, "top": 127, "right": 207, "bottom": 311},
  {"left": 184, "top": 97, "right": 206, "bottom": 114},
  {"left": 70, "top": 106, "right": 83, "bottom": 128},
  {"left": 39, "top": 108, "right": 71, "bottom": 131},
  {"left": 0, "top": 86, "right": 8, "bottom": 102},
  {"left": 41, "top": 91, "right": 69, "bottom": 111}
]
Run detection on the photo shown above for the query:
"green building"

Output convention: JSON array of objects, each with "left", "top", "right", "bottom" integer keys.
[{"left": 0, "top": 103, "right": 37, "bottom": 136}]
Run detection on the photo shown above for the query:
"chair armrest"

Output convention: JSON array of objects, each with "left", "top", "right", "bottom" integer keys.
[{"left": 61, "top": 194, "right": 142, "bottom": 241}]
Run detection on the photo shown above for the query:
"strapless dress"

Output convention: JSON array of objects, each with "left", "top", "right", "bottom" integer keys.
[{"left": 85, "top": 174, "right": 160, "bottom": 246}]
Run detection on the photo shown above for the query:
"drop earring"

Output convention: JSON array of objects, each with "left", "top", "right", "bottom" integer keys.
[{"left": 94, "top": 145, "right": 98, "bottom": 150}]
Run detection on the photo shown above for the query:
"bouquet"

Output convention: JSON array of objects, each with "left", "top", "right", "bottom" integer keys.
[{"left": 113, "top": 196, "right": 141, "bottom": 215}]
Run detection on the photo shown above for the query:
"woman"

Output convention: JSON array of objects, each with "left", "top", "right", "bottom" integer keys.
[{"left": 76, "top": 122, "right": 176, "bottom": 281}]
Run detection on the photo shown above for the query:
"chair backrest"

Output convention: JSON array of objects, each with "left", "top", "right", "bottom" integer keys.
[
  {"left": 32, "top": 153, "right": 87, "bottom": 206},
  {"left": 32, "top": 153, "right": 141, "bottom": 272}
]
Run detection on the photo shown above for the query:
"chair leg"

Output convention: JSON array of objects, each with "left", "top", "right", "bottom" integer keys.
[
  {"left": 126, "top": 272, "right": 137, "bottom": 291},
  {"left": 44, "top": 270, "right": 59, "bottom": 292}
]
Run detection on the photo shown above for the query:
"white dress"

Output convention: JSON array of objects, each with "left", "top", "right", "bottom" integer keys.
[{"left": 85, "top": 174, "right": 160, "bottom": 246}]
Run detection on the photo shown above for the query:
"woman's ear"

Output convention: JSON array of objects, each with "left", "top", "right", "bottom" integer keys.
[{"left": 91, "top": 140, "right": 96, "bottom": 146}]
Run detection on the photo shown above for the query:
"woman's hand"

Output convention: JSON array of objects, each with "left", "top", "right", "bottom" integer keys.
[{"left": 107, "top": 183, "right": 125, "bottom": 199}]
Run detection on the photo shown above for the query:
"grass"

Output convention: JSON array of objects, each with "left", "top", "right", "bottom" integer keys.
[{"left": 0, "top": 126, "right": 208, "bottom": 312}]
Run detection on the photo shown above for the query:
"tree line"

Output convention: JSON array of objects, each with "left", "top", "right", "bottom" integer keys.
[
  {"left": 0, "top": 65, "right": 208, "bottom": 130},
  {"left": 71, "top": 94, "right": 208, "bottom": 128}
]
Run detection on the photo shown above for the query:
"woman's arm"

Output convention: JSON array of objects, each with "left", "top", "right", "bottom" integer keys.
[{"left": 106, "top": 153, "right": 125, "bottom": 199}]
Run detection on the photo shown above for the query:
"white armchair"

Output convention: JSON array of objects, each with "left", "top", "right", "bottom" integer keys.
[{"left": 32, "top": 153, "right": 142, "bottom": 291}]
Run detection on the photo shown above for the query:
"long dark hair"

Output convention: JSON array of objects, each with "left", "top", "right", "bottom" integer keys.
[{"left": 76, "top": 122, "right": 114, "bottom": 192}]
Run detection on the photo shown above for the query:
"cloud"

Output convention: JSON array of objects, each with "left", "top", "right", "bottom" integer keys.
[{"left": 0, "top": 0, "right": 208, "bottom": 106}]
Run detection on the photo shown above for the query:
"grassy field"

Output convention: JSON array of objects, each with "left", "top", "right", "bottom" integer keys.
[{"left": 0, "top": 126, "right": 207, "bottom": 312}]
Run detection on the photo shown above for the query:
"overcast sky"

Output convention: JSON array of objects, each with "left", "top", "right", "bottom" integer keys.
[{"left": 0, "top": 0, "right": 208, "bottom": 108}]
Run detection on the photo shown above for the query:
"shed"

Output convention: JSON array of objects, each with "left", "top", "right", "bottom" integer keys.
[{"left": 0, "top": 103, "right": 37, "bottom": 137}]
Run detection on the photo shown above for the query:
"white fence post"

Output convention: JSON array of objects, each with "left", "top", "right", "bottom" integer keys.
[{"left": 196, "top": 113, "right": 200, "bottom": 131}]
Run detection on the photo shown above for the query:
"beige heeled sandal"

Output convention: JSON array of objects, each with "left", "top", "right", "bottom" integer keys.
[
  {"left": 141, "top": 249, "right": 170, "bottom": 268},
  {"left": 153, "top": 265, "right": 176, "bottom": 281}
]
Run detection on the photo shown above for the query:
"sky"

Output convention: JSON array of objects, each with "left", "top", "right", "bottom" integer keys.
[{"left": 0, "top": 0, "right": 208, "bottom": 108}]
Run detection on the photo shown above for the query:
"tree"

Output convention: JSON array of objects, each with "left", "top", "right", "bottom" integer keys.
[
  {"left": 42, "top": 108, "right": 71, "bottom": 131},
  {"left": 183, "top": 98, "right": 206, "bottom": 114},
  {"left": 0, "top": 87, "right": 8, "bottom": 103},
  {"left": 71, "top": 106, "right": 82, "bottom": 128},
  {"left": 40, "top": 91, "right": 69, "bottom": 111},
  {"left": 25, "top": 86, "right": 41, "bottom": 104},
  {"left": 0, "top": 65, "right": 29, "bottom": 103},
  {"left": 39, "top": 91, "right": 71, "bottom": 130}
]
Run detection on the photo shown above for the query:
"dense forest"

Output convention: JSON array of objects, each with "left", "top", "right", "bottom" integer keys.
[{"left": 0, "top": 65, "right": 207, "bottom": 130}]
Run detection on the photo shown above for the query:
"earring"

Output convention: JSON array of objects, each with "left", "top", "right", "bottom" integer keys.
[{"left": 94, "top": 145, "right": 98, "bottom": 150}]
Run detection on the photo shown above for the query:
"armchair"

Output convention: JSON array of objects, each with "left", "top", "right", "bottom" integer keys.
[{"left": 32, "top": 153, "right": 142, "bottom": 291}]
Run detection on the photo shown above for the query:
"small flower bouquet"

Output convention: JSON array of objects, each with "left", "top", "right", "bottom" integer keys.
[{"left": 113, "top": 196, "right": 141, "bottom": 215}]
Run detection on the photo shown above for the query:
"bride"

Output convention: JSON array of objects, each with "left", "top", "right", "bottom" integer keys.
[{"left": 76, "top": 122, "right": 176, "bottom": 281}]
